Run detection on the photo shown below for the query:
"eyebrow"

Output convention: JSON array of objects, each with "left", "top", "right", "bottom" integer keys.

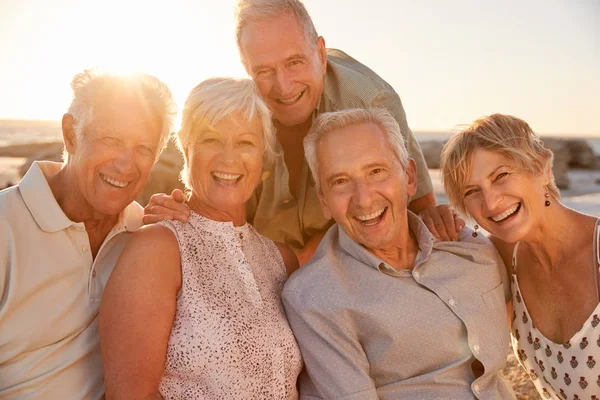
[{"left": 464, "top": 165, "right": 508, "bottom": 189}]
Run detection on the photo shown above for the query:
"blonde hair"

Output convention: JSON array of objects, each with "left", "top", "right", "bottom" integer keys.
[
  {"left": 65, "top": 68, "right": 176, "bottom": 161},
  {"left": 235, "top": 0, "right": 318, "bottom": 67},
  {"left": 440, "top": 113, "right": 559, "bottom": 216},
  {"left": 176, "top": 77, "right": 275, "bottom": 191},
  {"left": 304, "top": 108, "right": 409, "bottom": 190}
]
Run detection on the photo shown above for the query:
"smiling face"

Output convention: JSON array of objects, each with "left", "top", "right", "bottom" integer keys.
[
  {"left": 463, "top": 149, "right": 550, "bottom": 243},
  {"left": 186, "top": 112, "right": 265, "bottom": 219},
  {"left": 316, "top": 122, "right": 417, "bottom": 252},
  {"left": 65, "top": 99, "right": 162, "bottom": 217},
  {"left": 239, "top": 12, "right": 327, "bottom": 128}
]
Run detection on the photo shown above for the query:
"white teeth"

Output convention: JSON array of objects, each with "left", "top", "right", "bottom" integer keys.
[
  {"left": 213, "top": 172, "right": 241, "bottom": 180},
  {"left": 492, "top": 203, "right": 520, "bottom": 222},
  {"left": 356, "top": 207, "right": 386, "bottom": 221},
  {"left": 100, "top": 174, "right": 129, "bottom": 188},
  {"left": 278, "top": 90, "right": 304, "bottom": 104}
]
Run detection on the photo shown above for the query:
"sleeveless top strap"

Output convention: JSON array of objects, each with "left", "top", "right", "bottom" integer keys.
[
  {"left": 511, "top": 241, "right": 521, "bottom": 272},
  {"left": 593, "top": 219, "right": 600, "bottom": 301}
]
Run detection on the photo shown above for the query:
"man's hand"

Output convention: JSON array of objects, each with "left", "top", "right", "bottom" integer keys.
[
  {"left": 419, "top": 204, "right": 465, "bottom": 241},
  {"left": 143, "top": 189, "right": 190, "bottom": 225}
]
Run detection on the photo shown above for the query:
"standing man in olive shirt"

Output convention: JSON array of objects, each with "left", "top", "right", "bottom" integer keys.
[{"left": 145, "top": 0, "right": 461, "bottom": 262}]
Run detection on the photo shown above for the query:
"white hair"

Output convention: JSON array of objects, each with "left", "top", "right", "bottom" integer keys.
[
  {"left": 176, "top": 77, "right": 276, "bottom": 191},
  {"left": 235, "top": 0, "right": 319, "bottom": 66},
  {"left": 304, "top": 108, "right": 409, "bottom": 190},
  {"left": 64, "top": 68, "right": 177, "bottom": 161}
]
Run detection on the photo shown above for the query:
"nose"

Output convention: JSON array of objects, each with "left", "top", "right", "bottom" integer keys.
[
  {"left": 274, "top": 68, "right": 294, "bottom": 96},
  {"left": 113, "top": 147, "right": 135, "bottom": 173},
  {"left": 220, "top": 142, "right": 238, "bottom": 164},
  {"left": 353, "top": 180, "right": 374, "bottom": 208},
  {"left": 482, "top": 188, "right": 502, "bottom": 213}
]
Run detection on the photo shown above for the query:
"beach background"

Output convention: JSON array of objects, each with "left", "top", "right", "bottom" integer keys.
[{"left": 3, "top": 119, "right": 599, "bottom": 217}]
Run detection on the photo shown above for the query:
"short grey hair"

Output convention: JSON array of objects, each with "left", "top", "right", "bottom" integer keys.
[
  {"left": 304, "top": 108, "right": 409, "bottom": 190},
  {"left": 235, "top": 0, "right": 319, "bottom": 66},
  {"left": 65, "top": 68, "right": 177, "bottom": 161},
  {"left": 176, "top": 77, "right": 276, "bottom": 191}
]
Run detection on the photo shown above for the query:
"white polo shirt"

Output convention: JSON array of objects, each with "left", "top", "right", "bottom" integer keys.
[{"left": 0, "top": 161, "right": 144, "bottom": 399}]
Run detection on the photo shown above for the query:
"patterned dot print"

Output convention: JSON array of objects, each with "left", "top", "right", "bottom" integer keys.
[{"left": 156, "top": 212, "right": 302, "bottom": 399}]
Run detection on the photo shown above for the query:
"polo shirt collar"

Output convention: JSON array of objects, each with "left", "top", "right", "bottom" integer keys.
[
  {"left": 337, "top": 211, "right": 437, "bottom": 273},
  {"left": 19, "top": 161, "right": 144, "bottom": 233}
]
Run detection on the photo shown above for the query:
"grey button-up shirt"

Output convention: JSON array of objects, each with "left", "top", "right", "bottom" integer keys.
[{"left": 282, "top": 212, "right": 515, "bottom": 400}]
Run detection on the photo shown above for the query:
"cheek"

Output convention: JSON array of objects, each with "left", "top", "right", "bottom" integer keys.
[{"left": 255, "top": 79, "right": 272, "bottom": 98}]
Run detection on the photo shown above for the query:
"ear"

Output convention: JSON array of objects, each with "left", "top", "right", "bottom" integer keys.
[
  {"left": 542, "top": 159, "right": 552, "bottom": 186},
  {"left": 317, "top": 187, "right": 333, "bottom": 220},
  {"left": 62, "top": 114, "right": 77, "bottom": 156},
  {"left": 406, "top": 159, "right": 418, "bottom": 198},
  {"left": 316, "top": 36, "right": 327, "bottom": 74}
]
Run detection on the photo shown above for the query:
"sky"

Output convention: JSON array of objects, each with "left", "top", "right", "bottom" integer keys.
[{"left": 0, "top": 0, "right": 598, "bottom": 135}]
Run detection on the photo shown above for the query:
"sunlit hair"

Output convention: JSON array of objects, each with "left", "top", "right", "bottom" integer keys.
[
  {"left": 65, "top": 68, "right": 176, "bottom": 161},
  {"left": 304, "top": 108, "right": 409, "bottom": 190},
  {"left": 235, "top": 0, "right": 319, "bottom": 67},
  {"left": 440, "top": 113, "right": 560, "bottom": 217},
  {"left": 176, "top": 77, "right": 276, "bottom": 192}
]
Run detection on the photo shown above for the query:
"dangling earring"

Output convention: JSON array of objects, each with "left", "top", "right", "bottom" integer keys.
[
  {"left": 544, "top": 192, "right": 551, "bottom": 207},
  {"left": 472, "top": 224, "right": 479, "bottom": 237}
]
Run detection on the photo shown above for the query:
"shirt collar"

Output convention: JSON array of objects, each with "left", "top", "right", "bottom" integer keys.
[
  {"left": 337, "top": 211, "right": 437, "bottom": 274},
  {"left": 19, "top": 161, "right": 143, "bottom": 233}
]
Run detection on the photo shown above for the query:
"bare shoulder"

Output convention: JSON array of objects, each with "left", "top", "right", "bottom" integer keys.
[
  {"left": 275, "top": 242, "right": 300, "bottom": 277},
  {"left": 112, "top": 224, "right": 181, "bottom": 285}
]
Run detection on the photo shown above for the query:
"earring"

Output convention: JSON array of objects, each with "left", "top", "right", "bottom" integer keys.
[
  {"left": 472, "top": 224, "right": 479, "bottom": 237},
  {"left": 545, "top": 192, "right": 550, "bottom": 207}
]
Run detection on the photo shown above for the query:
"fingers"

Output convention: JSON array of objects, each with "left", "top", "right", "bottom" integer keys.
[
  {"left": 171, "top": 189, "right": 187, "bottom": 203},
  {"left": 419, "top": 204, "right": 461, "bottom": 241},
  {"left": 420, "top": 212, "right": 442, "bottom": 241},
  {"left": 144, "top": 194, "right": 190, "bottom": 224}
]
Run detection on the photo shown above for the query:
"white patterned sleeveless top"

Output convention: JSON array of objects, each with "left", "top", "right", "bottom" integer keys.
[
  {"left": 157, "top": 211, "right": 302, "bottom": 399},
  {"left": 510, "top": 219, "right": 600, "bottom": 399}
]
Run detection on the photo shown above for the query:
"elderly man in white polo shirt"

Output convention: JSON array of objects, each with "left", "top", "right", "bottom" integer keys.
[
  {"left": 0, "top": 69, "right": 176, "bottom": 399},
  {"left": 282, "top": 108, "right": 515, "bottom": 399}
]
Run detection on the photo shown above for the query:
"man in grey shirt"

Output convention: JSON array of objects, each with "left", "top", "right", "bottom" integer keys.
[{"left": 282, "top": 108, "right": 515, "bottom": 399}]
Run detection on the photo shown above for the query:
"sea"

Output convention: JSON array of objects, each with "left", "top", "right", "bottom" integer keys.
[{"left": 1, "top": 119, "right": 599, "bottom": 154}]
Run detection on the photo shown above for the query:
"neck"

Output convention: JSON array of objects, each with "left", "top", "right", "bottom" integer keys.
[
  {"left": 275, "top": 118, "right": 313, "bottom": 145},
  {"left": 187, "top": 195, "right": 247, "bottom": 227},
  {"left": 519, "top": 201, "right": 585, "bottom": 272},
  {"left": 47, "top": 166, "right": 118, "bottom": 231},
  {"left": 368, "top": 225, "right": 420, "bottom": 271}
]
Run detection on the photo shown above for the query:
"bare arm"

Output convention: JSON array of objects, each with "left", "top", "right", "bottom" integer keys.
[
  {"left": 275, "top": 242, "right": 300, "bottom": 276},
  {"left": 99, "top": 224, "right": 181, "bottom": 400}
]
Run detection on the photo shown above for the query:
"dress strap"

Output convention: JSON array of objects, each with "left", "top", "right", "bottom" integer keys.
[
  {"left": 511, "top": 241, "right": 521, "bottom": 273},
  {"left": 593, "top": 219, "right": 600, "bottom": 301}
]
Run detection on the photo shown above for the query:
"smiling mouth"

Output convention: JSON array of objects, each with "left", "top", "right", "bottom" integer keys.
[
  {"left": 212, "top": 171, "right": 242, "bottom": 185},
  {"left": 100, "top": 173, "right": 129, "bottom": 188},
  {"left": 355, "top": 207, "right": 387, "bottom": 227},
  {"left": 490, "top": 202, "right": 521, "bottom": 223},
  {"left": 276, "top": 89, "right": 305, "bottom": 105}
]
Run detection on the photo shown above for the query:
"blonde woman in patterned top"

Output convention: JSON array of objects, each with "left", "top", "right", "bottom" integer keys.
[
  {"left": 441, "top": 114, "right": 600, "bottom": 399},
  {"left": 99, "top": 78, "right": 302, "bottom": 399}
]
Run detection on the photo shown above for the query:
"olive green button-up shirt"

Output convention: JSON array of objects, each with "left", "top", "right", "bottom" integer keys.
[
  {"left": 247, "top": 49, "right": 433, "bottom": 253},
  {"left": 282, "top": 212, "right": 515, "bottom": 400}
]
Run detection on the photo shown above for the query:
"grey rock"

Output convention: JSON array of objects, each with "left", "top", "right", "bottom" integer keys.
[{"left": 565, "top": 139, "right": 596, "bottom": 169}]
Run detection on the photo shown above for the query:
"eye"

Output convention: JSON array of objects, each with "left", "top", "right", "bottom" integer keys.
[
  {"left": 464, "top": 188, "right": 478, "bottom": 198},
  {"left": 137, "top": 145, "right": 154, "bottom": 156},
  {"left": 101, "top": 137, "right": 120, "bottom": 146},
  {"left": 238, "top": 140, "right": 255, "bottom": 147},
  {"left": 495, "top": 172, "right": 509, "bottom": 181},
  {"left": 288, "top": 59, "right": 303, "bottom": 67},
  {"left": 371, "top": 168, "right": 383, "bottom": 174},
  {"left": 331, "top": 178, "right": 347, "bottom": 186}
]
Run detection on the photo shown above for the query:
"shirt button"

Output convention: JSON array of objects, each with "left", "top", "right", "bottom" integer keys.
[
  {"left": 473, "top": 344, "right": 481, "bottom": 354},
  {"left": 473, "top": 384, "right": 480, "bottom": 394},
  {"left": 92, "top": 270, "right": 96, "bottom": 278},
  {"left": 82, "top": 246, "right": 89, "bottom": 253},
  {"left": 449, "top": 298, "right": 458, "bottom": 308},
  {"left": 413, "top": 271, "right": 420, "bottom": 279}
]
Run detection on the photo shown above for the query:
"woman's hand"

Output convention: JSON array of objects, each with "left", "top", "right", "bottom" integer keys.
[
  {"left": 143, "top": 189, "right": 190, "bottom": 225},
  {"left": 419, "top": 204, "right": 465, "bottom": 241}
]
